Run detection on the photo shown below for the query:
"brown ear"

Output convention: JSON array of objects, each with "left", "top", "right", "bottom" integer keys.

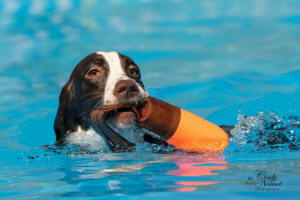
[{"left": 54, "top": 79, "right": 77, "bottom": 143}]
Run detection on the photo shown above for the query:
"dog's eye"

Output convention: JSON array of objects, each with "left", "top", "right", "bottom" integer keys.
[
  {"left": 85, "top": 67, "right": 104, "bottom": 79},
  {"left": 88, "top": 69, "right": 99, "bottom": 76},
  {"left": 129, "top": 67, "right": 139, "bottom": 77}
]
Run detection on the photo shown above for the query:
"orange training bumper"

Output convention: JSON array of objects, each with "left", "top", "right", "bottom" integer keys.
[
  {"left": 136, "top": 97, "right": 229, "bottom": 153},
  {"left": 166, "top": 109, "right": 229, "bottom": 153}
]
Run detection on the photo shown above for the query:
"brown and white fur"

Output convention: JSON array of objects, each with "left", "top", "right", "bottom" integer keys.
[{"left": 54, "top": 52, "right": 149, "bottom": 150}]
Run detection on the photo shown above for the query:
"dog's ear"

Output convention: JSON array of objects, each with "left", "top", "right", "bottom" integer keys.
[{"left": 54, "top": 79, "right": 77, "bottom": 143}]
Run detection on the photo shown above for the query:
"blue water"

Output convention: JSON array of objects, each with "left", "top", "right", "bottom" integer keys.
[{"left": 0, "top": 0, "right": 300, "bottom": 199}]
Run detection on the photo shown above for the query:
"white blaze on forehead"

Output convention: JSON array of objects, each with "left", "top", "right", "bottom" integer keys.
[
  {"left": 96, "top": 51, "right": 128, "bottom": 105},
  {"left": 96, "top": 51, "right": 148, "bottom": 106}
]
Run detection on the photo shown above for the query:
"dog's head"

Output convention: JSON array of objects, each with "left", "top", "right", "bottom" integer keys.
[{"left": 54, "top": 52, "right": 148, "bottom": 142}]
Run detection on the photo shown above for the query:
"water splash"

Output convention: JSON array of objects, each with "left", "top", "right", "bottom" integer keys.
[
  {"left": 65, "top": 128, "right": 109, "bottom": 153},
  {"left": 26, "top": 111, "right": 300, "bottom": 159},
  {"left": 229, "top": 111, "right": 300, "bottom": 152}
]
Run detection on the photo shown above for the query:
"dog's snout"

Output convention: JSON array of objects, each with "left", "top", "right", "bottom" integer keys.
[{"left": 114, "top": 80, "right": 138, "bottom": 99}]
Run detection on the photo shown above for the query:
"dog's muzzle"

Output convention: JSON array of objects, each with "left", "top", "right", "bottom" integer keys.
[{"left": 90, "top": 99, "right": 147, "bottom": 152}]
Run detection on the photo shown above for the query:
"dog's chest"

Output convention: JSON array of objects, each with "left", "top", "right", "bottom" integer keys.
[{"left": 66, "top": 127, "right": 108, "bottom": 151}]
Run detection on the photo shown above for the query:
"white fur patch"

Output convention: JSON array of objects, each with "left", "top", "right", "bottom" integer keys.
[
  {"left": 96, "top": 51, "right": 148, "bottom": 106},
  {"left": 98, "top": 51, "right": 127, "bottom": 105},
  {"left": 66, "top": 127, "right": 109, "bottom": 152},
  {"left": 65, "top": 125, "right": 144, "bottom": 152}
]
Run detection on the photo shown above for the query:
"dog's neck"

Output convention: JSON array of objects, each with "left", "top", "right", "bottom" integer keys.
[{"left": 65, "top": 121, "right": 144, "bottom": 152}]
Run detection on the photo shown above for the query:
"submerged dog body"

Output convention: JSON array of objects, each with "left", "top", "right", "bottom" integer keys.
[{"left": 54, "top": 52, "right": 148, "bottom": 146}]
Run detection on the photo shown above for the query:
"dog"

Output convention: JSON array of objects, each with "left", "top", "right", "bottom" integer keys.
[
  {"left": 54, "top": 51, "right": 236, "bottom": 152},
  {"left": 54, "top": 52, "right": 169, "bottom": 151}
]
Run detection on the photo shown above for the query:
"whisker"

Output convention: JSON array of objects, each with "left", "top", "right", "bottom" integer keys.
[
  {"left": 70, "top": 97, "right": 102, "bottom": 120},
  {"left": 79, "top": 91, "right": 105, "bottom": 100},
  {"left": 79, "top": 94, "right": 103, "bottom": 108}
]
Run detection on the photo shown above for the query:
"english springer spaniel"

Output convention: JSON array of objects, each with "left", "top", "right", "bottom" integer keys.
[{"left": 54, "top": 52, "right": 169, "bottom": 151}]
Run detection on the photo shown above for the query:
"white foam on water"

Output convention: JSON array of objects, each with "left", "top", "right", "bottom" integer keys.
[
  {"left": 65, "top": 128, "right": 109, "bottom": 152},
  {"left": 229, "top": 111, "right": 300, "bottom": 151}
]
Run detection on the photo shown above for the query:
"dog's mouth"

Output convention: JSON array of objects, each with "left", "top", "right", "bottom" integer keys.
[
  {"left": 89, "top": 99, "right": 147, "bottom": 152},
  {"left": 106, "top": 107, "right": 137, "bottom": 127}
]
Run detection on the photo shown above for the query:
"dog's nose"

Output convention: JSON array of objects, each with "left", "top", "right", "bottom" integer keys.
[{"left": 113, "top": 80, "right": 138, "bottom": 99}]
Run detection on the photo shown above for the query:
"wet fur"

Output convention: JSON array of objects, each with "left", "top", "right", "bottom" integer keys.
[{"left": 54, "top": 51, "right": 156, "bottom": 150}]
